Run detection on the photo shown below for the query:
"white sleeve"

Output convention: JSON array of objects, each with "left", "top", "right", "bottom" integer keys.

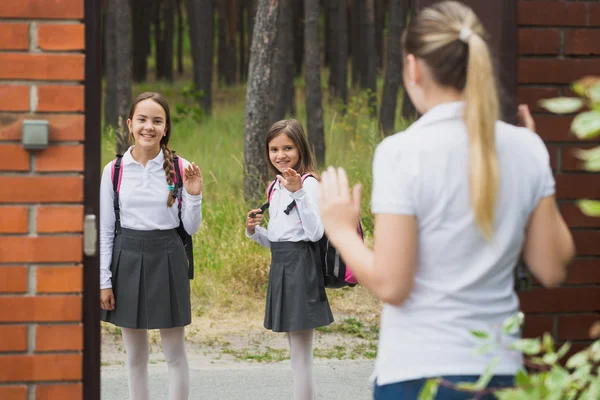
[
  {"left": 532, "top": 134, "right": 556, "bottom": 204},
  {"left": 99, "top": 162, "right": 116, "bottom": 289},
  {"left": 370, "top": 137, "right": 418, "bottom": 215},
  {"left": 290, "top": 176, "right": 324, "bottom": 242},
  {"left": 245, "top": 225, "right": 271, "bottom": 248},
  {"left": 179, "top": 158, "right": 203, "bottom": 235}
]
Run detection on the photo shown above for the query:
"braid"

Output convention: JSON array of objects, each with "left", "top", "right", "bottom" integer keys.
[{"left": 162, "top": 145, "right": 176, "bottom": 207}]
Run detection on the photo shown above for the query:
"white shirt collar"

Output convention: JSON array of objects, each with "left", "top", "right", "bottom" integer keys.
[
  {"left": 122, "top": 146, "right": 165, "bottom": 166},
  {"left": 409, "top": 101, "right": 465, "bottom": 131}
]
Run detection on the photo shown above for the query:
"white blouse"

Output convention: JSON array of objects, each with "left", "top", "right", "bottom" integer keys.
[
  {"left": 99, "top": 147, "right": 202, "bottom": 289},
  {"left": 246, "top": 177, "right": 324, "bottom": 247}
]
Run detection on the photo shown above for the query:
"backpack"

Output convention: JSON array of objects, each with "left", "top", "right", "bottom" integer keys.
[
  {"left": 111, "top": 152, "right": 195, "bottom": 279},
  {"left": 264, "top": 174, "right": 363, "bottom": 289}
]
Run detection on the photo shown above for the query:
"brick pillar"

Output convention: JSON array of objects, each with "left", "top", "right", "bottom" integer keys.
[
  {"left": 0, "top": 1, "right": 86, "bottom": 399},
  {"left": 517, "top": 0, "right": 600, "bottom": 353}
]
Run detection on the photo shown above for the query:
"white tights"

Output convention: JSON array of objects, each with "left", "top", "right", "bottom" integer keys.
[
  {"left": 286, "top": 329, "right": 315, "bottom": 400},
  {"left": 121, "top": 327, "right": 189, "bottom": 400}
]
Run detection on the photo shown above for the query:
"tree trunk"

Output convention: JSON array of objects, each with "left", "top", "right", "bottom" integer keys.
[
  {"left": 131, "top": 0, "right": 151, "bottom": 82},
  {"left": 374, "top": 0, "right": 386, "bottom": 71},
  {"left": 350, "top": 0, "right": 361, "bottom": 86},
  {"left": 379, "top": 0, "right": 405, "bottom": 135},
  {"left": 304, "top": 0, "right": 325, "bottom": 166},
  {"left": 154, "top": 0, "right": 164, "bottom": 79},
  {"left": 327, "top": 0, "right": 348, "bottom": 106},
  {"left": 177, "top": 0, "right": 184, "bottom": 75},
  {"left": 104, "top": 0, "right": 132, "bottom": 147},
  {"left": 363, "top": 0, "right": 377, "bottom": 115},
  {"left": 186, "top": 0, "right": 214, "bottom": 114},
  {"left": 218, "top": 0, "right": 228, "bottom": 84},
  {"left": 293, "top": 0, "right": 304, "bottom": 76},
  {"left": 269, "top": 0, "right": 294, "bottom": 124},
  {"left": 162, "top": 0, "right": 175, "bottom": 81},
  {"left": 400, "top": 0, "right": 418, "bottom": 119},
  {"left": 245, "top": 0, "right": 257, "bottom": 80},
  {"left": 243, "top": 0, "right": 280, "bottom": 202},
  {"left": 239, "top": 0, "right": 246, "bottom": 81}
]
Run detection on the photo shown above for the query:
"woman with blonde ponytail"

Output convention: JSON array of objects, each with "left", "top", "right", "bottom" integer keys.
[
  {"left": 99, "top": 92, "right": 203, "bottom": 399},
  {"left": 318, "top": 2, "right": 574, "bottom": 398}
]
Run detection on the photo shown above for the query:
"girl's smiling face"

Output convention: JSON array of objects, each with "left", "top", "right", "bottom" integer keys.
[
  {"left": 127, "top": 98, "right": 167, "bottom": 152},
  {"left": 268, "top": 132, "right": 299, "bottom": 173}
]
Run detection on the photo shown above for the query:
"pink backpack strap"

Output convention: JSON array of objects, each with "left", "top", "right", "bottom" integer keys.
[
  {"left": 266, "top": 178, "right": 277, "bottom": 203},
  {"left": 111, "top": 157, "right": 124, "bottom": 193}
]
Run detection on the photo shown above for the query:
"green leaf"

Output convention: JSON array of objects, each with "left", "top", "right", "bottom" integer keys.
[
  {"left": 418, "top": 378, "right": 440, "bottom": 400},
  {"left": 511, "top": 338, "right": 542, "bottom": 355},
  {"left": 566, "top": 350, "right": 588, "bottom": 369},
  {"left": 542, "top": 332, "right": 555, "bottom": 353},
  {"left": 473, "top": 342, "right": 496, "bottom": 356},
  {"left": 543, "top": 352, "right": 559, "bottom": 365},
  {"left": 588, "top": 84, "right": 600, "bottom": 104},
  {"left": 502, "top": 312, "right": 524, "bottom": 335},
  {"left": 515, "top": 369, "right": 532, "bottom": 389},
  {"left": 474, "top": 357, "right": 499, "bottom": 390},
  {"left": 545, "top": 365, "right": 569, "bottom": 392},
  {"left": 539, "top": 97, "right": 584, "bottom": 114},
  {"left": 470, "top": 330, "right": 490, "bottom": 340},
  {"left": 578, "top": 200, "right": 600, "bottom": 217},
  {"left": 556, "top": 342, "right": 571, "bottom": 360},
  {"left": 571, "top": 110, "right": 600, "bottom": 139}
]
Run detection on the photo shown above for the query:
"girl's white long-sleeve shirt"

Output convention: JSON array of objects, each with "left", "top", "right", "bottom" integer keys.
[
  {"left": 246, "top": 177, "right": 324, "bottom": 247},
  {"left": 99, "top": 147, "right": 202, "bottom": 289}
]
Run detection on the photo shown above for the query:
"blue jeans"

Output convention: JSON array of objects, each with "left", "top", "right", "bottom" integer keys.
[{"left": 374, "top": 375, "right": 514, "bottom": 400}]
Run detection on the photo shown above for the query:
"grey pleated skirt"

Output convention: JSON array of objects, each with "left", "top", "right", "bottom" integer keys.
[
  {"left": 264, "top": 241, "right": 334, "bottom": 332},
  {"left": 100, "top": 227, "right": 191, "bottom": 329}
]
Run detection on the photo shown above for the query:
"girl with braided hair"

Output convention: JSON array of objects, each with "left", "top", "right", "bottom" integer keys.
[{"left": 100, "top": 92, "right": 202, "bottom": 399}]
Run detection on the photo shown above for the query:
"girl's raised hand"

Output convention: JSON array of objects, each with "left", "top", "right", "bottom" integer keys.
[
  {"left": 277, "top": 168, "right": 302, "bottom": 193},
  {"left": 183, "top": 162, "right": 202, "bottom": 196},
  {"left": 318, "top": 166, "right": 362, "bottom": 244}
]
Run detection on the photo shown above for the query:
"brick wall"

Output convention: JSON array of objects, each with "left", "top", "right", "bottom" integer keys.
[
  {"left": 517, "top": 0, "right": 600, "bottom": 352},
  {"left": 0, "top": 0, "right": 85, "bottom": 399}
]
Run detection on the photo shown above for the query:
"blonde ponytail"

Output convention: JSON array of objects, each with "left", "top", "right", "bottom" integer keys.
[{"left": 463, "top": 33, "right": 499, "bottom": 240}]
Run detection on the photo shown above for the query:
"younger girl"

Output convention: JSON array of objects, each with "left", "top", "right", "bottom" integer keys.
[
  {"left": 99, "top": 92, "right": 202, "bottom": 400},
  {"left": 318, "top": 1, "right": 574, "bottom": 399},
  {"left": 245, "top": 119, "right": 334, "bottom": 400}
]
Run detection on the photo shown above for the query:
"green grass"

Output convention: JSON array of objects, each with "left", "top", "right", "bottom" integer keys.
[{"left": 101, "top": 75, "right": 412, "bottom": 309}]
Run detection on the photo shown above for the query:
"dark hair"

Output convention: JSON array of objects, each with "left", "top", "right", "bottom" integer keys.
[
  {"left": 265, "top": 119, "right": 320, "bottom": 179},
  {"left": 128, "top": 92, "right": 177, "bottom": 207},
  {"left": 403, "top": 1, "right": 499, "bottom": 240}
]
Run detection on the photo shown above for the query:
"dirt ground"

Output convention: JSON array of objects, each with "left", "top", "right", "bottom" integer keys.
[{"left": 101, "top": 286, "right": 382, "bottom": 366}]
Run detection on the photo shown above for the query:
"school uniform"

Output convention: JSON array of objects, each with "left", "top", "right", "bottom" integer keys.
[
  {"left": 370, "top": 102, "right": 554, "bottom": 393},
  {"left": 99, "top": 147, "right": 202, "bottom": 330},
  {"left": 247, "top": 177, "right": 334, "bottom": 332}
]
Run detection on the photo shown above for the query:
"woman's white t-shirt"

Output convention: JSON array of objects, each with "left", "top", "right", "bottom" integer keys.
[{"left": 370, "top": 102, "right": 555, "bottom": 385}]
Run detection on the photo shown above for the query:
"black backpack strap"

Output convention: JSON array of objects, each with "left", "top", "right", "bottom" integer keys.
[
  {"left": 283, "top": 174, "right": 316, "bottom": 215},
  {"left": 112, "top": 154, "right": 123, "bottom": 233}
]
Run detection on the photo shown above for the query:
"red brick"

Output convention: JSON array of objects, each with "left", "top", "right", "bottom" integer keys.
[
  {"left": 546, "top": 143, "right": 557, "bottom": 171},
  {"left": 560, "top": 144, "right": 599, "bottom": 172},
  {"left": 560, "top": 202, "right": 600, "bottom": 228},
  {"left": 0, "top": 114, "right": 84, "bottom": 142},
  {"left": 36, "top": 206, "right": 83, "bottom": 233},
  {"left": 523, "top": 315, "right": 554, "bottom": 339},
  {"left": 0, "top": 325, "right": 28, "bottom": 352},
  {"left": 534, "top": 115, "right": 575, "bottom": 142},
  {"left": 0, "top": 54, "right": 84, "bottom": 81},
  {"left": 0, "top": 176, "right": 83, "bottom": 203},
  {"left": 0, "top": 354, "right": 81, "bottom": 382},
  {"left": 564, "top": 29, "right": 600, "bottom": 56},
  {"left": 557, "top": 315, "right": 600, "bottom": 341},
  {"left": 518, "top": 29, "right": 560, "bottom": 55},
  {"left": 37, "top": 85, "right": 84, "bottom": 112},
  {"left": 35, "top": 145, "right": 84, "bottom": 172},
  {"left": 519, "top": 59, "right": 600, "bottom": 84},
  {"left": 36, "top": 384, "right": 82, "bottom": 400},
  {"left": 36, "top": 324, "right": 82, "bottom": 351},
  {"left": 0, "top": 266, "right": 28, "bottom": 293},
  {"left": 0, "top": 296, "right": 81, "bottom": 322},
  {"left": 520, "top": 287, "right": 600, "bottom": 313},
  {"left": 0, "top": 144, "right": 30, "bottom": 172},
  {"left": 556, "top": 175, "right": 600, "bottom": 199},
  {"left": 0, "top": 236, "right": 81, "bottom": 263},
  {"left": 517, "top": 87, "right": 560, "bottom": 113},
  {"left": 0, "top": 207, "right": 29, "bottom": 234},
  {"left": 36, "top": 266, "right": 83, "bottom": 293},
  {"left": 518, "top": 1, "right": 600, "bottom": 26},
  {"left": 0, "top": 23, "right": 29, "bottom": 50},
  {"left": 0, "top": 386, "right": 27, "bottom": 400},
  {"left": 37, "top": 24, "right": 84, "bottom": 51},
  {"left": 565, "top": 259, "right": 600, "bottom": 284},
  {"left": 0, "top": 0, "right": 84, "bottom": 19},
  {"left": 572, "top": 230, "right": 600, "bottom": 256},
  {"left": 0, "top": 85, "right": 29, "bottom": 112}
]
